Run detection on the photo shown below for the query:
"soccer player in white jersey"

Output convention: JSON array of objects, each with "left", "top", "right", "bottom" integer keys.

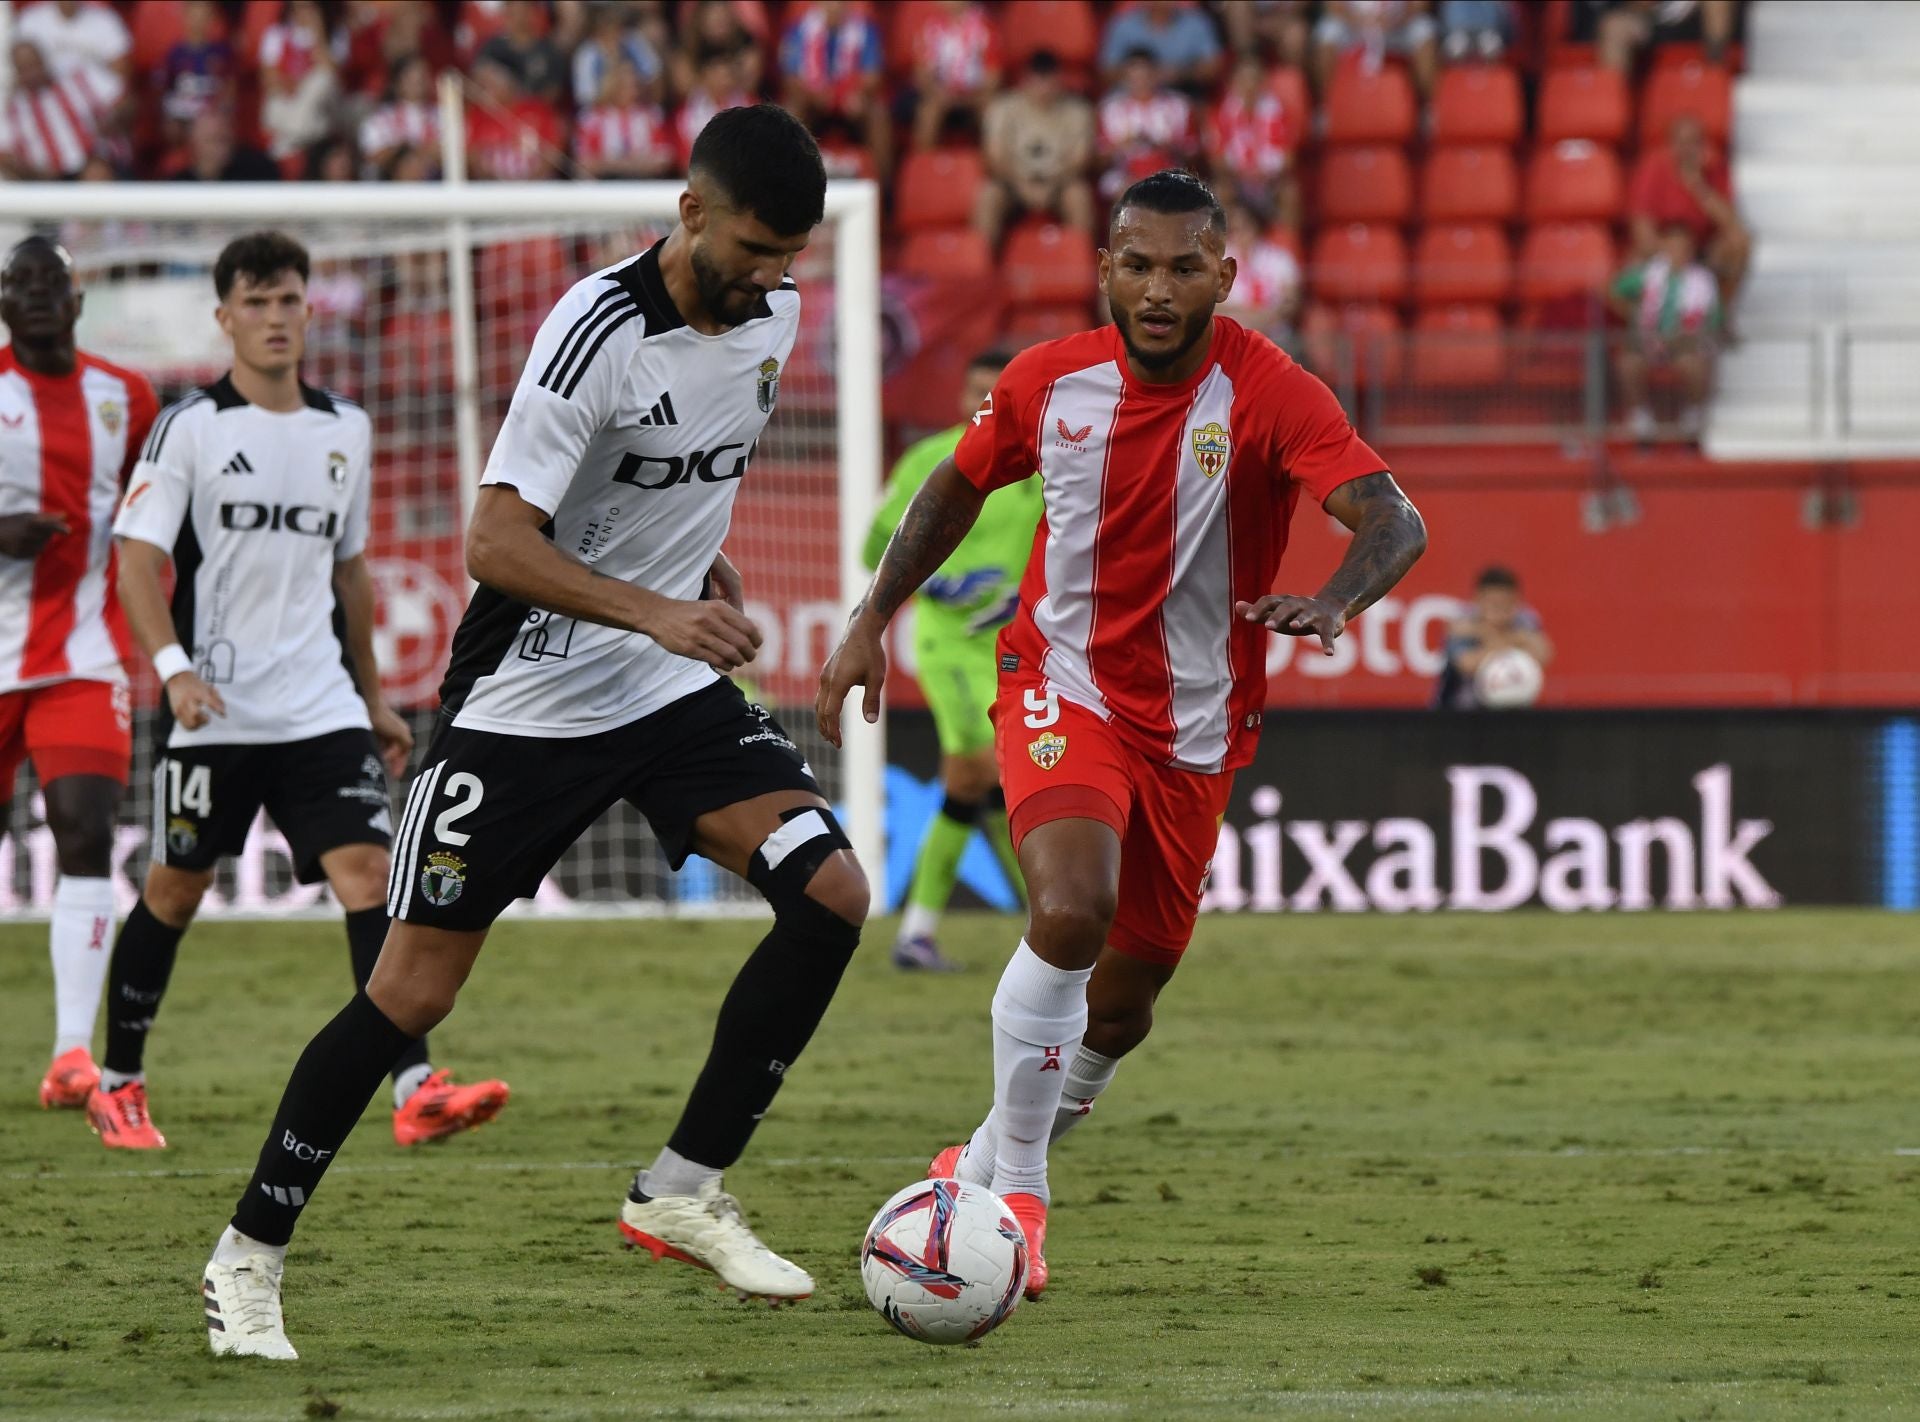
[
  {"left": 0, "top": 237, "right": 156, "bottom": 1112},
  {"left": 200, "top": 107, "right": 869, "bottom": 1360},
  {"left": 100, "top": 232, "right": 508, "bottom": 1152}
]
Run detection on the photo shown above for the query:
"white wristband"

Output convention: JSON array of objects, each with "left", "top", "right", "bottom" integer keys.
[{"left": 152, "top": 644, "right": 193, "bottom": 684}]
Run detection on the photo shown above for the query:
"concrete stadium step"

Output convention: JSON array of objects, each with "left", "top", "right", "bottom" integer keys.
[
  {"left": 1748, "top": 1, "right": 1920, "bottom": 81},
  {"left": 1734, "top": 82, "right": 1920, "bottom": 164},
  {"left": 1734, "top": 162, "right": 1920, "bottom": 243}
]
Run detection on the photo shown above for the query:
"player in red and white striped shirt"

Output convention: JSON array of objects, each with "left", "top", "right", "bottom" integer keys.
[
  {"left": 0, "top": 39, "right": 124, "bottom": 179},
  {"left": 819, "top": 171, "right": 1426, "bottom": 1296},
  {"left": 0, "top": 237, "right": 157, "bottom": 1109}
]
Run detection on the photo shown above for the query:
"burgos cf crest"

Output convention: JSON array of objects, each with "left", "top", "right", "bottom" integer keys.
[
  {"left": 419, "top": 851, "right": 467, "bottom": 907},
  {"left": 1028, "top": 731, "right": 1066, "bottom": 771},
  {"left": 1191, "top": 421, "right": 1230, "bottom": 479},
  {"left": 756, "top": 357, "right": 781, "bottom": 413}
]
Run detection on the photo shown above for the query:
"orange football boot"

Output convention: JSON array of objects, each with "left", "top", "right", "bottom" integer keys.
[
  {"left": 1003, "top": 1192, "right": 1049, "bottom": 1298},
  {"left": 927, "top": 1144, "right": 965, "bottom": 1180},
  {"left": 87, "top": 1082, "right": 166, "bottom": 1149},
  {"left": 39, "top": 1046, "right": 100, "bottom": 1109},
  {"left": 392, "top": 1070, "right": 510, "bottom": 1146}
]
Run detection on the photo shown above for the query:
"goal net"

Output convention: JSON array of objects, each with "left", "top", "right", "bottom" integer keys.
[{"left": 0, "top": 180, "right": 883, "bottom": 917}]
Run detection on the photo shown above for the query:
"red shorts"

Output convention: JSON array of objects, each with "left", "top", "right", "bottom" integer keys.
[
  {"left": 993, "top": 673, "right": 1234, "bottom": 966},
  {"left": 0, "top": 678, "right": 133, "bottom": 789}
]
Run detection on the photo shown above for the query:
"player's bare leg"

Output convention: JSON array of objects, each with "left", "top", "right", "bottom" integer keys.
[
  {"left": 205, "top": 918, "right": 485, "bottom": 1357},
  {"left": 319, "top": 843, "right": 509, "bottom": 1145},
  {"left": 37, "top": 773, "right": 120, "bottom": 1109},
  {"left": 619, "top": 789, "right": 868, "bottom": 1303},
  {"left": 971, "top": 816, "right": 1122, "bottom": 1297}
]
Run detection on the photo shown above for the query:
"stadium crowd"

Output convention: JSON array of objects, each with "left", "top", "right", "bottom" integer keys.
[{"left": 0, "top": 0, "right": 1745, "bottom": 434}]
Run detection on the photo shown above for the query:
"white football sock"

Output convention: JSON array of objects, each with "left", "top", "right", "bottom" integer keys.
[
  {"left": 392, "top": 1062, "right": 434, "bottom": 1109},
  {"left": 957, "top": 1110, "right": 996, "bottom": 1185},
  {"left": 987, "top": 940, "right": 1091, "bottom": 1205},
  {"left": 1051, "top": 1045, "right": 1119, "bottom": 1143},
  {"left": 899, "top": 902, "right": 940, "bottom": 943},
  {"left": 643, "top": 1145, "right": 721, "bottom": 1198},
  {"left": 50, "top": 875, "right": 115, "bottom": 1057},
  {"left": 99, "top": 1068, "right": 143, "bottom": 1092},
  {"left": 212, "top": 1224, "right": 287, "bottom": 1269}
]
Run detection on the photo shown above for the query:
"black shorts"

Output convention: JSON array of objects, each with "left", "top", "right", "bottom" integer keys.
[
  {"left": 387, "top": 678, "right": 820, "bottom": 931},
  {"left": 153, "top": 728, "right": 393, "bottom": 883}
]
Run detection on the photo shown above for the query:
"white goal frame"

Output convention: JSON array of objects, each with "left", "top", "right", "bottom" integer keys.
[{"left": 0, "top": 176, "right": 887, "bottom": 907}]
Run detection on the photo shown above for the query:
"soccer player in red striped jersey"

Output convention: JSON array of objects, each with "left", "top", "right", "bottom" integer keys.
[
  {"left": 0, "top": 236, "right": 157, "bottom": 1109},
  {"left": 819, "top": 170, "right": 1427, "bottom": 1297}
]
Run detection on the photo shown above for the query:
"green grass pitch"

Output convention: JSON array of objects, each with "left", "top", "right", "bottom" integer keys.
[{"left": 3, "top": 910, "right": 1918, "bottom": 1420}]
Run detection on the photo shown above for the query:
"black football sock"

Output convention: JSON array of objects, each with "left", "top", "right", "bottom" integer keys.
[
  {"left": 229, "top": 992, "right": 417, "bottom": 1246},
  {"left": 102, "top": 899, "right": 188, "bottom": 1077},
  {"left": 664, "top": 896, "right": 861, "bottom": 1169},
  {"left": 344, "top": 906, "right": 429, "bottom": 1082}
]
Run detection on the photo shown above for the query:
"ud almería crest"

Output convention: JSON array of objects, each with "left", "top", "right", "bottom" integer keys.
[
  {"left": 1027, "top": 731, "right": 1066, "bottom": 771},
  {"left": 1191, "top": 421, "right": 1230, "bottom": 479},
  {"left": 756, "top": 357, "right": 781, "bottom": 413}
]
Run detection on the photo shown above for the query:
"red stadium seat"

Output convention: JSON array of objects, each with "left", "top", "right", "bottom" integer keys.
[
  {"left": 1518, "top": 221, "right": 1616, "bottom": 305},
  {"left": 885, "top": 0, "right": 944, "bottom": 82},
  {"left": 1324, "top": 64, "right": 1416, "bottom": 145},
  {"left": 1410, "top": 304, "right": 1505, "bottom": 387},
  {"left": 1421, "top": 146, "right": 1520, "bottom": 223},
  {"left": 1002, "top": 1, "right": 1098, "bottom": 75},
  {"left": 1525, "top": 140, "right": 1624, "bottom": 223},
  {"left": 1414, "top": 224, "right": 1512, "bottom": 306},
  {"left": 1537, "top": 67, "right": 1630, "bottom": 144},
  {"left": 1268, "top": 66, "right": 1313, "bottom": 127},
  {"left": 1309, "top": 224, "right": 1409, "bottom": 305},
  {"left": 1431, "top": 64, "right": 1523, "bottom": 146},
  {"left": 895, "top": 149, "right": 986, "bottom": 231},
  {"left": 899, "top": 227, "right": 994, "bottom": 280},
  {"left": 1640, "top": 62, "right": 1733, "bottom": 144},
  {"left": 1302, "top": 302, "right": 1404, "bottom": 387},
  {"left": 1005, "top": 302, "right": 1093, "bottom": 345},
  {"left": 1001, "top": 222, "right": 1098, "bottom": 305},
  {"left": 1317, "top": 146, "right": 1414, "bottom": 225},
  {"left": 130, "top": 1, "right": 194, "bottom": 72}
]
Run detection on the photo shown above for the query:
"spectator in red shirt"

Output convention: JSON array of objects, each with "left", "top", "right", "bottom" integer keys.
[
  {"left": 359, "top": 54, "right": 440, "bottom": 175},
  {"left": 1208, "top": 53, "right": 1300, "bottom": 230},
  {"left": 341, "top": 0, "right": 453, "bottom": 97},
  {"left": 910, "top": 0, "right": 1003, "bottom": 151},
  {"left": 1628, "top": 114, "right": 1749, "bottom": 317},
  {"left": 575, "top": 57, "right": 676, "bottom": 179},
  {"left": 1220, "top": 201, "right": 1303, "bottom": 343},
  {"left": 1097, "top": 50, "right": 1197, "bottom": 203},
  {"left": 465, "top": 57, "right": 565, "bottom": 180},
  {"left": 779, "top": 0, "right": 888, "bottom": 177}
]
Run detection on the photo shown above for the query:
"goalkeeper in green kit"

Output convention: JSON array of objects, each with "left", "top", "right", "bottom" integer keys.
[{"left": 866, "top": 349, "right": 1042, "bottom": 971}]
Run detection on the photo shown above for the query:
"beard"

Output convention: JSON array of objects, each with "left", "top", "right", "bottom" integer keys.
[
  {"left": 1108, "top": 293, "right": 1211, "bottom": 372},
  {"left": 690, "top": 241, "right": 761, "bottom": 327}
]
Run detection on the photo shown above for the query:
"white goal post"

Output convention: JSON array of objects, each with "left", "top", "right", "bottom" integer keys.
[{"left": 0, "top": 177, "right": 884, "bottom": 917}]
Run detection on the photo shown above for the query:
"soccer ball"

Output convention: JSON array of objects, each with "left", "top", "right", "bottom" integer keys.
[
  {"left": 860, "top": 1178, "right": 1029, "bottom": 1344},
  {"left": 1474, "top": 646, "right": 1544, "bottom": 708}
]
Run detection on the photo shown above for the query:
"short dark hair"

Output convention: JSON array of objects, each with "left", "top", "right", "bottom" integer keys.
[
  {"left": 968, "top": 347, "right": 1013, "bottom": 374},
  {"left": 1027, "top": 48, "right": 1060, "bottom": 74},
  {"left": 689, "top": 104, "right": 827, "bottom": 237},
  {"left": 1111, "top": 169, "right": 1226, "bottom": 240},
  {"left": 1476, "top": 565, "right": 1520, "bottom": 591},
  {"left": 213, "top": 230, "right": 310, "bottom": 299}
]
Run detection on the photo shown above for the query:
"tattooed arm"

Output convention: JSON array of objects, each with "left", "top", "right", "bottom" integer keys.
[
  {"left": 816, "top": 458, "right": 987, "bottom": 745},
  {"left": 1236, "top": 471, "right": 1428, "bottom": 654}
]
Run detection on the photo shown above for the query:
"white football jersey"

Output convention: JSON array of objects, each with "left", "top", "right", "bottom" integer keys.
[
  {"left": 440, "top": 241, "right": 799, "bottom": 736},
  {"left": 112, "top": 377, "right": 373, "bottom": 748}
]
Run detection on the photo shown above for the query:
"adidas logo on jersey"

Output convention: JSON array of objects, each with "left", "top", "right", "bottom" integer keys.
[
  {"left": 219, "top": 451, "right": 256, "bottom": 476},
  {"left": 635, "top": 392, "right": 678, "bottom": 427}
]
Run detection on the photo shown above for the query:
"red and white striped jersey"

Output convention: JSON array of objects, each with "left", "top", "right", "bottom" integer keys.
[
  {"left": 0, "top": 348, "right": 157, "bottom": 693},
  {"left": 953, "top": 319, "right": 1386, "bottom": 773},
  {"left": 575, "top": 102, "right": 674, "bottom": 169},
  {"left": 0, "top": 63, "right": 122, "bottom": 177},
  {"left": 1097, "top": 90, "right": 1195, "bottom": 157},
  {"left": 1209, "top": 89, "right": 1295, "bottom": 178},
  {"left": 358, "top": 98, "right": 438, "bottom": 158}
]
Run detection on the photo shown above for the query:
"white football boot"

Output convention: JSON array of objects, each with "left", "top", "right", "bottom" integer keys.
[
  {"left": 203, "top": 1250, "right": 298, "bottom": 1359},
  {"left": 618, "top": 1178, "right": 813, "bottom": 1303}
]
